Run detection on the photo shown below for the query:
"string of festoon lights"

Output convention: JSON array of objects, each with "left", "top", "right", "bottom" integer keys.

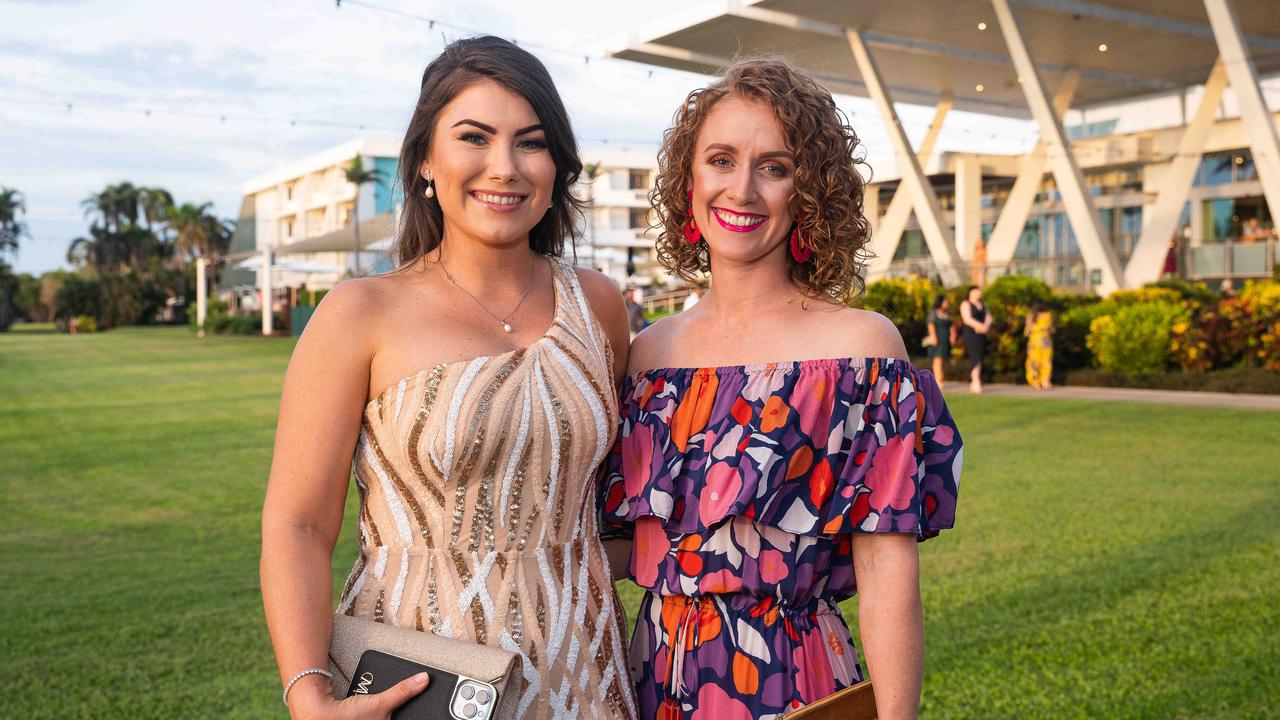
[
  {"left": 0, "top": 1, "right": 1046, "bottom": 161},
  {"left": 330, "top": 0, "right": 1028, "bottom": 145}
]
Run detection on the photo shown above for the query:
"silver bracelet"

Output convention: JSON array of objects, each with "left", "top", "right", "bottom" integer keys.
[{"left": 282, "top": 667, "right": 333, "bottom": 707}]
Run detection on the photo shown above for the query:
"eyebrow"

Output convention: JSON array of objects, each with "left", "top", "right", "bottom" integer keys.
[
  {"left": 703, "top": 143, "right": 793, "bottom": 161},
  {"left": 451, "top": 119, "right": 545, "bottom": 136}
]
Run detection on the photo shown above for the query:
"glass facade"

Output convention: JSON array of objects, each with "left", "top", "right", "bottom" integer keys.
[
  {"left": 373, "top": 156, "right": 403, "bottom": 216},
  {"left": 879, "top": 145, "right": 1271, "bottom": 286}
]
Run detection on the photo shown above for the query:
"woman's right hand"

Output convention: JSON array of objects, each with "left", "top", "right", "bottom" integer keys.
[{"left": 290, "top": 673, "right": 430, "bottom": 720}]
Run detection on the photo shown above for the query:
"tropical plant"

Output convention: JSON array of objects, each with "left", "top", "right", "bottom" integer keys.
[
  {"left": 344, "top": 156, "right": 384, "bottom": 276},
  {"left": 857, "top": 276, "right": 939, "bottom": 351},
  {"left": 167, "top": 202, "right": 233, "bottom": 261},
  {"left": 1087, "top": 302, "right": 1189, "bottom": 379},
  {"left": 67, "top": 224, "right": 167, "bottom": 274},
  {"left": 0, "top": 186, "right": 28, "bottom": 260}
]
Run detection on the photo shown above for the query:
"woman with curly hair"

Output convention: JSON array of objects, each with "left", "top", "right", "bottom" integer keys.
[{"left": 600, "top": 57, "right": 963, "bottom": 719}]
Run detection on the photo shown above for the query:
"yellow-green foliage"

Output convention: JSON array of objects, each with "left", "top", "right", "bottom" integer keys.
[
  {"left": 1087, "top": 302, "right": 1189, "bottom": 378},
  {"left": 73, "top": 314, "right": 98, "bottom": 333},
  {"left": 1107, "top": 287, "right": 1183, "bottom": 306}
]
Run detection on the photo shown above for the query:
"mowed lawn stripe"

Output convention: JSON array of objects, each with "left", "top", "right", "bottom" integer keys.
[{"left": 2, "top": 326, "right": 1277, "bottom": 718}]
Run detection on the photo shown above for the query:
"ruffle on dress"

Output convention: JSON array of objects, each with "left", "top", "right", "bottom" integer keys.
[{"left": 601, "top": 358, "right": 961, "bottom": 541}]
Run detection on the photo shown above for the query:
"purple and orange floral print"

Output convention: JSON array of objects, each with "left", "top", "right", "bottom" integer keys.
[{"left": 602, "top": 358, "right": 962, "bottom": 719}]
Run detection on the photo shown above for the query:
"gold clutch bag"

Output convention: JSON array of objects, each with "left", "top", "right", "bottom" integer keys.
[
  {"left": 781, "top": 679, "right": 877, "bottom": 720},
  {"left": 326, "top": 613, "right": 522, "bottom": 720}
]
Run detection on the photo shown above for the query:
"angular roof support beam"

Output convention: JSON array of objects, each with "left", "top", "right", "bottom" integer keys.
[
  {"left": 621, "top": 42, "right": 1025, "bottom": 115},
  {"left": 987, "top": 71, "right": 1079, "bottom": 265},
  {"left": 866, "top": 99, "right": 953, "bottom": 279},
  {"left": 1125, "top": 58, "right": 1227, "bottom": 287},
  {"left": 1203, "top": 0, "right": 1280, "bottom": 230},
  {"left": 730, "top": 4, "right": 1170, "bottom": 92},
  {"left": 848, "top": 28, "right": 965, "bottom": 285},
  {"left": 992, "top": 0, "right": 1125, "bottom": 294},
  {"left": 1011, "top": 0, "right": 1280, "bottom": 52}
]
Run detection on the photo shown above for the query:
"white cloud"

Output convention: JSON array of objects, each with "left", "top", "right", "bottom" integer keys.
[{"left": 0, "top": 0, "right": 1033, "bottom": 274}]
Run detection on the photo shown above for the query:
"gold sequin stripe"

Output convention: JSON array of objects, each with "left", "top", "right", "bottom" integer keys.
[
  {"left": 470, "top": 424, "right": 508, "bottom": 554},
  {"left": 449, "top": 351, "right": 525, "bottom": 547},
  {"left": 425, "top": 560, "right": 443, "bottom": 633},
  {"left": 339, "top": 555, "right": 367, "bottom": 613},
  {"left": 506, "top": 587, "right": 524, "bottom": 648},
  {"left": 510, "top": 442, "right": 536, "bottom": 552},
  {"left": 362, "top": 415, "right": 434, "bottom": 548},
  {"left": 545, "top": 335, "right": 614, "bottom": 419},
  {"left": 407, "top": 364, "right": 449, "bottom": 508},
  {"left": 359, "top": 501, "right": 383, "bottom": 547},
  {"left": 451, "top": 548, "right": 488, "bottom": 644},
  {"left": 583, "top": 573, "right": 602, "bottom": 655},
  {"left": 534, "top": 585, "right": 548, "bottom": 637},
  {"left": 550, "top": 395, "right": 573, "bottom": 538}
]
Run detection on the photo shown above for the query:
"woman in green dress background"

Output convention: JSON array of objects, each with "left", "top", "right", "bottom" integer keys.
[{"left": 927, "top": 295, "right": 956, "bottom": 389}]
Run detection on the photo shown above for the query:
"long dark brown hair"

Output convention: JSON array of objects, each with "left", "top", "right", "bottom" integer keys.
[{"left": 393, "top": 36, "right": 584, "bottom": 266}]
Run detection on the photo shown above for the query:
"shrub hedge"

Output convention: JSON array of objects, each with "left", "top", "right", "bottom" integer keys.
[{"left": 856, "top": 275, "right": 1280, "bottom": 393}]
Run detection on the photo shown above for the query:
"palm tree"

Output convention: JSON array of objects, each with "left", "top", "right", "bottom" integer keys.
[
  {"left": 167, "top": 202, "right": 214, "bottom": 260},
  {"left": 0, "top": 186, "right": 28, "bottom": 260},
  {"left": 83, "top": 182, "right": 142, "bottom": 233},
  {"left": 344, "top": 156, "right": 384, "bottom": 276},
  {"left": 140, "top": 187, "right": 174, "bottom": 235}
]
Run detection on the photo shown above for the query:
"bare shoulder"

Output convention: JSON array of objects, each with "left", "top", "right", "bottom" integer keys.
[
  {"left": 571, "top": 265, "right": 625, "bottom": 311},
  {"left": 295, "top": 276, "right": 393, "bottom": 357},
  {"left": 836, "top": 306, "right": 909, "bottom": 361},
  {"left": 628, "top": 312, "right": 684, "bottom": 375},
  {"left": 570, "top": 265, "right": 631, "bottom": 377}
]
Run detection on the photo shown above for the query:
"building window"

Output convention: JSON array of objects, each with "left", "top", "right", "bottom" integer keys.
[
  {"left": 629, "top": 208, "right": 649, "bottom": 229},
  {"left": 628, "top": 170, "right": 649, "bottom": 190}
]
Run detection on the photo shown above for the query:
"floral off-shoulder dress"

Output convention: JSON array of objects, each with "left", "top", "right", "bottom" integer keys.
[{"left": 601, "top": 358, "right": 962, "bottom": 720}]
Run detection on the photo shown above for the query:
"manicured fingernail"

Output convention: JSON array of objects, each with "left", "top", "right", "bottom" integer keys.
[{"left": 413, "top": 672, "right": 429, "bottom": 685}]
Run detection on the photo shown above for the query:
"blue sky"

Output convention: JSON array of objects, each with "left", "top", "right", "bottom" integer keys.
[{"left": 0, "top": 0, "right": 1037, "bottom": 274}]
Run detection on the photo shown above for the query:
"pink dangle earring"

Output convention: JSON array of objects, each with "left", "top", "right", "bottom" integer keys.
[
  {"left": 682, "top": 188, "right": 701, "bottom": 245},
  {"left": 789, "top": 212, "right": 813, "bottom": 263}
]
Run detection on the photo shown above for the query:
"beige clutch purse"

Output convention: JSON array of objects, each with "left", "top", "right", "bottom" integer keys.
[
  {"left": 327, "top": 613, "right": 522, "bottom": 719},
  {"left": 781, "top": 679, "right": 877, "bottom": 719}
]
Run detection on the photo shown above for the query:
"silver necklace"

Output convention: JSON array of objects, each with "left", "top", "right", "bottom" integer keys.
[{"left": 437, "top": 254, "right": 537, "bottom": 333}]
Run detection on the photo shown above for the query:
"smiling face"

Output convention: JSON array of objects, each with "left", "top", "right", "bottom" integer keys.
[
  {"left": 422, "top": 78, "right": 556, "bottom": 250},
  {"left": 689, "top": 95, "right": 796, "bottom": 268}
]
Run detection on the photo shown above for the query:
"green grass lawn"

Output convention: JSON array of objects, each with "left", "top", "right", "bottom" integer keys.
[{"left": 1, "top": 325, "right": 1277, "bottom": 718}]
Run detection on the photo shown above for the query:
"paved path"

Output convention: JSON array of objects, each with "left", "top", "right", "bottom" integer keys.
[{"left": 948, "top": 383, "right": 1280, "bottom": 411}]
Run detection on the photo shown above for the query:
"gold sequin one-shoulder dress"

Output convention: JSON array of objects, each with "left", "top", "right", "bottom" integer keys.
[{"left": 338, "top": 259, "right": 638, "bottom": 720}]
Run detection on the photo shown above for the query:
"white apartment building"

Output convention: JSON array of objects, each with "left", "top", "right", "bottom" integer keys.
[
  {"left": 577, "top": 147, "right": 665, "bottom": 288},
  {"left": 230, "top": 140, "right": 669, "bottom": 293},
  {"left": 227, "top": 138, "right": 402, "bottom": 291}
]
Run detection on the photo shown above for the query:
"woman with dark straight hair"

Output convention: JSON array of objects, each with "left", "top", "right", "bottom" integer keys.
[{"left": 262, "top": 36, "right": 638, "bottom": 720}]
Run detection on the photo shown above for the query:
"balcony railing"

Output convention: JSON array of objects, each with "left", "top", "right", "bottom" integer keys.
[{"left": 1186, "top": 237, "right": 1277, "bottom": 279}]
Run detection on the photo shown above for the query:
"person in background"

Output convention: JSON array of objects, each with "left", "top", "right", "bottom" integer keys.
[
  {"left": 926, "top": 295, "right": 956, "bottom": 389},
  {"left": 681, "top": 285, "right": 702, "bottom": 311},
  {"left": 960, "top": 285, "right": 991, "bottom": 394},
  {"left": 969, "top": 238, "right": 988, "bottom": 288},
  {"left": 625, "top": 286, "right": 647, "bottom": 338},
  {"left": 1024, "top": 300, "right": 1054, "bottom": 390}
]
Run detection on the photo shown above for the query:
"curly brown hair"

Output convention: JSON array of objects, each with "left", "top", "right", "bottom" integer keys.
[{"left": 652, "top": 56, "right": 872, "bottom": 301}]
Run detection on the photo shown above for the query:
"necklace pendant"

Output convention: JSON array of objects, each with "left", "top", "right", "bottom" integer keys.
[{"left": 502, "top": 322, "right": 513, "bottom": 333}]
